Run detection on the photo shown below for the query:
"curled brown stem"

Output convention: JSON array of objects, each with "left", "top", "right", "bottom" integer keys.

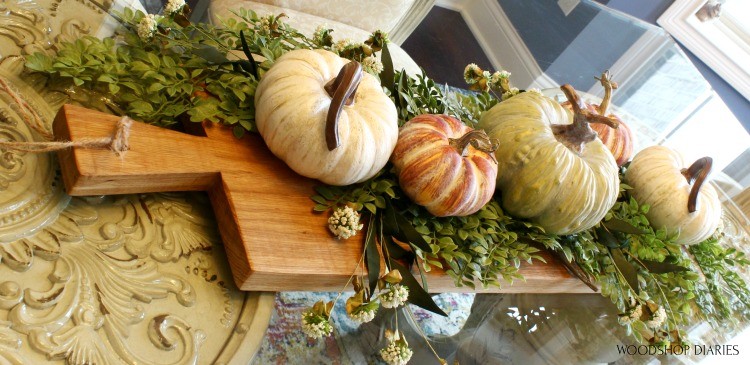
[
  {"left": 681, "top": 157, "right": 713, "bottom": 213},
  {"left": 324, "top": 61, "right": 363, "bottom": 151},
  {"left": 448, "top": 129, "right": 499, "bottom": 162}
]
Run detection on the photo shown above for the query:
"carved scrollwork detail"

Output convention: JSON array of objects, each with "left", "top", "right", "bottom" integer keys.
[
  {"left": 3, "top": 193, "right": 211, "bottom": 364},
  {"left": 0, "top": 111, "right": 27, "bottom": 190},
  {"left": 55, "top": 18, "right": 92, "bottom": 45},
  {"left": 0, "top": 322, "right": 27, "bottom": 364},
  {"left": 0, "top": 0, "right": 52, "bottom": 55}
]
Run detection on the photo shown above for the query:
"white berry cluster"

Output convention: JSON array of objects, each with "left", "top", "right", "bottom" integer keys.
[
  {"left": 332, "top": 39, "right": 358, "bottom": 54},
  {"left": 137, "top": 14, "right": 159, "bottom": 41},
  {"left": 328, "top": 206, "right": 363, "bottom": 239},
  {"left": 301, "top": 309, "right": 333, "bottom": 339},
  {"left": 164, "top": 0, "right": 186, "bottom": 15},
  {"left": 349, "top": 306, "right": 377, "bottom": 324},
  {"left": 618, "top": 303, "right": 643, "bottom": 325},
  {"left": 379, "top": 284, "right": 409, "bottom": 309},
  {"left": 380, "top": 339, "right": 413, "bottom": 365},
  {"left": 644, "top": 305, "right": 667, "bottom": 328},
  {"left": 362, "top": 56, "right": 384, "bottom": 74}
]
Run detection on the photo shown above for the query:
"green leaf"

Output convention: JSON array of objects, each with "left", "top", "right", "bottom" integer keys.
[
  {"left": 314, "top": 185, "right": 336, "bottom": 201},
  {"left": 383, "top": 235, "right": 411, "bottom": 260},
  {"left": 610, "top": 248, "right": 640, "bottom": 294},
  {"left": 365, "top": 217, "right": 380, "bottom": 295},
  {"left": 382, "top": 201, "right": 398, "bottom": 236},
  {"left": 192, "top": 44, "right": 229, "bottom": 64},
  {"left": 239, "top": 30, "right": 259, "bottom": 78},
  {"left": 380, "top": 42, "right": 395, "bottom": 94},
  {"left": 639, "top": 259, "right": 690, "bottom": 274},
  {"left": 389, "top": 259, "right": 447, "bottom": 316},
  {"left": 603, "top": 219, "right": 647, "bottom": 235},
  {"left": 596, "top": 226, "right": 621, "bottom": 249},
  {"left": 394, "top": 213, "right": 430, "bottom": 253},
  {"left": 232, "top": 125, "right": 245, "bottom": 138}
]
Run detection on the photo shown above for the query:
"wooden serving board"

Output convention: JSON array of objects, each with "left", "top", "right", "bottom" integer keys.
[{"left": 53, "top": 104, "right": 591, "bottom": 293}]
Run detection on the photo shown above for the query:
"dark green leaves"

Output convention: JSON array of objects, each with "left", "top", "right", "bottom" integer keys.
[
  {"left": 390, "top": 260, "right": 447, "bottom": 316},
  {"left": 380, "top": 42, "right": 395, "bottom": 94},
  {"left": 638, "top": 259, "right": 690, "bottom": 274},
  {"left": 238, "top": 30, "right": 259, "bottom": 78},
  {"left": 610, "top": 248, "right": 640, "bottom": 294},
  {"left": 603, "top": 218, "right": 647, "bottom": 235},
  {"left": 365, "top": 215, "right": 380, "bottom": 295},
  {"left": 192, "top": 44, "right": 229, "bottom": 64},
  {"left": 596, "top": 226, "right": 622, "bottom": 249},
  {"left": 393, "top": 213, "right": 430, "bottom": 253}
]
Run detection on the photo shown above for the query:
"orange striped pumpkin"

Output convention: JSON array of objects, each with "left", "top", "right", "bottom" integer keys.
[
  {"left": 391, "top": 114, "right": 498, "bottom": 217},
  {"left": 562, "top": 102, "right": 635, "bottom": 166},
  {"left": 588, "top": 107, "right": 634, "bottom": 167}
]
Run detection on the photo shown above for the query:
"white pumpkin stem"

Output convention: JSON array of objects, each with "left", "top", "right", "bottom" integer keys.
[
  {"left": 681, "top": 157, "right": 713, "bottom": 213},
  {"left": 324, "top": 61, "right": 363, "bottom": 151},
  {"left": 595, "top": 70, "right": 618, "bottom": 115},
  {"left": 448, "top": 129, "right": 498, "bottom": 162}
]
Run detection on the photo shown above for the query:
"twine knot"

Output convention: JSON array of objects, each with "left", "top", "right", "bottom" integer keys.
[{"left": 0, "top": 116, "right": 133, "bottom": 155}]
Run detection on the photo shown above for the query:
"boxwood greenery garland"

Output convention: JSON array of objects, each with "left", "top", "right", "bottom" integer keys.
[{"left": 24, "top": 6, "right": 749, "bottom": 351}]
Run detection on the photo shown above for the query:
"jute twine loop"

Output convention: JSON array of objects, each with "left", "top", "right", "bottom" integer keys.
[
  {"left": 0, "top": 77, "right": 54, "bottom": 140},
  {"left": 0, "top": 76, "right": 132, "bottom": 156}
]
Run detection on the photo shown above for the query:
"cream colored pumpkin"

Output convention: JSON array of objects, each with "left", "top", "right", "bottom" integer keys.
[
  {"left": 254, "top": 49, "right": 398, "bottom": 185},
  {"left": 625, "top": 146, "right": 721, "bottom": 245},
  {"left": 478, "top": 86, "right": 619, "bottom": 235},
  {"left": 391, "top": 114, "right": 498, "bottom": 217}
]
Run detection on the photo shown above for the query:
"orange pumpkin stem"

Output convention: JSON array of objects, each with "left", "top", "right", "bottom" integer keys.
[
  {"left": 448, "top": 129, "right": 498, "bottom": 162},
  {"left": 681, "top": 157, "right": 713, "bottom": 213},
  {"left": 595, "top": 70, "right": 618, "bottom": 116},
  {"left": 324, "top": 61, "right": 363, "bottom": 151}
]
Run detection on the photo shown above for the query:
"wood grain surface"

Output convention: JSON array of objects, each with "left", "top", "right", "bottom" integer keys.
[{"left": 53, "top": 104, "right": 592, "bottom": 293}]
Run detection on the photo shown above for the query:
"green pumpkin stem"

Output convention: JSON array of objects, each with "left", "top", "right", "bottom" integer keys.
[
  {"left": 448, "top": 129, "right": 499, "bottom": 163},
  {"left": 324, "top": 61, "right": 363, "bottom": 151},
  {"left": 595, "top": 70, "right": 618, "bottom": 115},
  {"left": 553, "top": 84, "right": 619, "bottom": 153},
  {"left": 681, "top": 157, "right": 713, "bottom": 213}
]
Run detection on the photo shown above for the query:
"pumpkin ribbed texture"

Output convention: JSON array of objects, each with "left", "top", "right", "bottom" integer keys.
[
  {"left": 392, "top": 114, "right": 498, "bottom": 217},
  {"left": 625, "top": 146, "right": 721, "bottom": 245},
  {"left": 254, "top": 49, "right": 398, "bottom": 185},
  {"left": 479, "top": 92, "right": 619, "bottom": 234},
  {"left": 590, "top": 117, "right": 634, "bottom": 167}
]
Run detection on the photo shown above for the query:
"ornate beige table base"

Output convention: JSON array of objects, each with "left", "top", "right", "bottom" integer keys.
[{"left": 0, "top": 1, "right": 274, "bottom": 364}]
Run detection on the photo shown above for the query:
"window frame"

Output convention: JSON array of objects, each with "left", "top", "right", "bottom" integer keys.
[{"left": 658, "top": 0, "right": 750, "bottom": 101}]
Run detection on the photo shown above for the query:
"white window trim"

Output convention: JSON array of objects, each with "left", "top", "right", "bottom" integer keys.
[{"left": 658, "top": 0, "right": 750, "bottom": 101}]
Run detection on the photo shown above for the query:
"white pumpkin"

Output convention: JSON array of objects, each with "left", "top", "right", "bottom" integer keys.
[
  {"left": 478, "top": 85, "right": 620, "bottom": 234},
  {"left": 625, "top": 146, "right": 722, "bottom": 245},
  {"left": 254, "top": 49, "right": 398, "bottom": 185}
]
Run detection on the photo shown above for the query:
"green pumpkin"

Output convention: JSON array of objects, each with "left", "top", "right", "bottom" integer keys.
[{"left": 478, "top": 86, "right": 620, "bottom": 234}]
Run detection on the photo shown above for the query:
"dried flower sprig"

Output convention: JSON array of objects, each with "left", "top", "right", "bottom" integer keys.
[{"left": 462, "top": 63, "right": 518, "bottom": 100}]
